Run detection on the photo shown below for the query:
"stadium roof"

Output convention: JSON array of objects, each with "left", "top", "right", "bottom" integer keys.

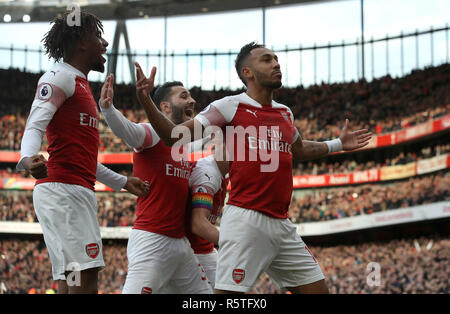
[{"left": 0, "top": 0, "right": 338, "bottom": 23}]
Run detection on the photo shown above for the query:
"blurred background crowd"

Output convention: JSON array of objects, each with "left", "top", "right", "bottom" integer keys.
[{"left": 1, "top": 235, "right": 448, "bottom": 294}]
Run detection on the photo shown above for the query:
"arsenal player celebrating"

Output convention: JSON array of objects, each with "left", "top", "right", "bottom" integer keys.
[
  {"left": 100, "top": 77, "right": 212, "bottom": 294},
  {"left": 16, "top": 11, "right": 149, "bottom": 294},
  {"left": 133, "top": 42, "right": 372, "bottom": 294}
]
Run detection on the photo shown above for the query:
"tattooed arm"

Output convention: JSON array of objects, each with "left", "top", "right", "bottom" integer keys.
[{"left": 292, "top": 119, "right": 372, "bottom": 161}]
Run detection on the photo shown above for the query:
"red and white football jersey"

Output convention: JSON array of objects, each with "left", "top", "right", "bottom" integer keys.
[
  {"left": 195, "top": 92, "right": 299, "bottom": 219},
  {"left": 99, "top": 104, "right": 194, "bottom": 239},
  {"left": 20, "top": 63, "right": 100, "bottom": 190},
  {"left": 132, "top": 135, "right": 193, "bottom": 238}
]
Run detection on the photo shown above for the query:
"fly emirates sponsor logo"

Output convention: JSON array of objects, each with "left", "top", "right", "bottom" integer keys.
[
  {"left": 165, "top": 159, "right": 191, "bottom": 179},
  {"left": 248, "top": 128, "right": 292, "bottom": 154},
  {"left": 79, "top": 112, "right": 99, "bottom": 129}
]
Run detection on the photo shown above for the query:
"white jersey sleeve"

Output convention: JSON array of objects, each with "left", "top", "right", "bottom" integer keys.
[
  {"left": 287, "top": 107, "right": 300, "bottom": 143},
  {"left": 100, "top": 104, "right": 160, "bottom": 151},
  {"left": 189, "top": 155, "right": 223, "bottom": 194},
  {"left": 194, "top": 96, "right": 239, "bottom": 128},
  {"left": 96, "top": 162, "right": 127, "bottom": 192},
  {"left": 16, "top": 67, "right": 76, "bottom": 171}
]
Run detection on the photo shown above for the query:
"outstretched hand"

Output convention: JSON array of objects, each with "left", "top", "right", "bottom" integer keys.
[
  {"left": 339, "top": 119, "right": 372, "bottom": 151},
  {"left": 124, "top": 176, "right": 150, "bottom": 197},
  {"left": 100, "top": 74, "right": 114, "bottom": 108},
  {"left": 135, "top": 62, "right": 157, "bottom": 107}
]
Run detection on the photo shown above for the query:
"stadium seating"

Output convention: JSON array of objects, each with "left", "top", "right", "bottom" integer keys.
[{"left": 0, "top": 64, "right": 448, "bottom": 294}]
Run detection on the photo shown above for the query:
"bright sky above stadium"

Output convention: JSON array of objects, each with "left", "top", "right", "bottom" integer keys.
[{"left": 0, "top": 0, "right": 449, "bottom": 89}]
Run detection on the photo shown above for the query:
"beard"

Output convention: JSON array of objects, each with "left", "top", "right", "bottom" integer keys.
[
  {"left": 171, "top": 104, "right": 186, "bottom": 125},
  {"left": 254, "top": 70, "right": 282, "bottom": 89},
  {"left": 92, "top": 60, "right": 105, "bottom": 73}
]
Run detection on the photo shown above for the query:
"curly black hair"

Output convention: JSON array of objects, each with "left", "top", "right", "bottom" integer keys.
[{"left": 41, "top": 10, "right": 103, "bottom": 62}]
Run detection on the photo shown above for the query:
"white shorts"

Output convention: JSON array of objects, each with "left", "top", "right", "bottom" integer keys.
[
  {"left": 196, "top": 249, "right": 218, "bottom": 290},
  {"left": 33, "top": 182, "right": 104, "bottom": 281},
  {"left": 122, "top": 229, "right": 213, "bottom": 294},
  {"left": 215, "top": 205, "right": 325, "bottom": 292}
]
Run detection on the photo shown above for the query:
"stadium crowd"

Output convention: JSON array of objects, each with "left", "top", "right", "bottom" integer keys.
[
  {"left": 289, "top": 171, "right": 449, "bottom": 223},
  {"left": 0, "top": 64, "right": 449, "bottom": 152},
  {"left": 1, "top": 171, "right": 448, "bottom": 226},
  {"left": 1, "top": 141, "right": 448, "bottom": 180},
  {"left": 1, "top": 236, "right": 448, "bottom": 294},
  {"left": 293, "top": 143, "right": 449, "bottom": 176},
  {"left": 0, "top": 56, "right": 449, "bottom": 295}
]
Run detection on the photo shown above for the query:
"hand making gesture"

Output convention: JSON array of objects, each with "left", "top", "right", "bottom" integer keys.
[{"left": 135, "top": 62, "right": 157, "bottom": 109}]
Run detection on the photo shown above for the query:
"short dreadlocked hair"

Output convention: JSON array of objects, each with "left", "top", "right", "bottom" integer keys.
[
  {"left": 235, "top": 41, "right": 265, "bottom": 86},
  {"left": 42, "top": 11, "right": 103, "bottom": 62}
]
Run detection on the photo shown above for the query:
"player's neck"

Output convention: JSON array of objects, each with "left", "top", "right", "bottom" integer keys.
[
  {"left": 246, "top": 86, "right": 273, "bottom": 106},
  {"left": 64, "top": 58, "right": 90, "bottom": 78}
]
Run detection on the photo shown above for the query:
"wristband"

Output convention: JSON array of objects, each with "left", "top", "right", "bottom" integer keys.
[{"left": 325, "top": 138, "right": 343, "bottom": 153}]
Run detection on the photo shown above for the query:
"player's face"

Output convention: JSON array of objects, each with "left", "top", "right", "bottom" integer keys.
[
  {"left": 85, "top": 28, "right": 109, "bottom": 73},
  {"left": 168, "top": 86, "right": 195, "bottom": 124},
  {"left": 248, "top": 48, "right": 282, "bottom": 89}
]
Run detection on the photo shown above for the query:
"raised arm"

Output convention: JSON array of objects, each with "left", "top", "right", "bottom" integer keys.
[
  {"left": 100, "top": 74, "right": 161, "bottom": 150},
  {"left": 134, "top": 63, "right": 201, "bottom": 146},
  {"left": 292, "top": 119, "right": 372, "bottom": 161}
]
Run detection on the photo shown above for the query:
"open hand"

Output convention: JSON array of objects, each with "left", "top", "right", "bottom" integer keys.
[
  {"left": 339, "top": 119, "right": 372, "bottom": 151},
  {"left": 124, "top": 176, "right": 150, "bottom": 197},
  {"left": 100, "top": 73, "right": 114, "bottom": 108}
]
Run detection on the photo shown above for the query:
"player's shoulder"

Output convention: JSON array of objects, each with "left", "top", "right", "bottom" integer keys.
[
  {"left": 190, "top": 155, "right": 222, "bottom": 192},
  {"left": 134, "top": 122, "right": 160, "bottom": 151},
  {"left": 271, "top": 99, "right": 290, "bottom": 111},
  {"left": 272, "top": 99, "right": 295, "bottom": 121},
  {"left": 209, "top": 93, "right": 242, "bottom": 108},
  {"left": 38, "top": 63, "right": 82, "bottom": 96},
  {"left": 195, "top": 155, "right": 215, "bottom": 168}
]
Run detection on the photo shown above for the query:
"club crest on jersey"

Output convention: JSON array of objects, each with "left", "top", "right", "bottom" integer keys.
[
  {"left": 141, "top": 287, "right": 152, "bottom": 294},
  {"left": 280, "top": 111, "right": 290, "bottom": 123},
  {"left": 232, "top": 269, "right": 245, "bottom": 284},
  {"left": 85, "top": 243, "right": 99, "bottom": 259},
  {"left": 38, "top": 84, "right": 53, "bottom": 100}
]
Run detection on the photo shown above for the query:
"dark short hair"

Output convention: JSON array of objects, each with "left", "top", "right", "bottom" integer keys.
[
  {"left": 152, "top": 81, "right": 184, "bottom": 109},
  {"left": 42, "top": 10, "right": 103, "bottom": 62},
  {"left": 235, "top": 41, "right": 265, "bottom": 86}
]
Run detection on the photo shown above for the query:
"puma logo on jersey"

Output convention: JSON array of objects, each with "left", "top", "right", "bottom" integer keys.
[
  {"left": 79, "top": 82, "right": 88, "bottom": 93},
  {"left": 204, "top": 173, "right": 212, "bottom": 181},
  {"left": 50, "top": 70, "right": 59, "bottom": 76},
  {"left": 246, "top": 109, "right": 258, "bottom": 118}
]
